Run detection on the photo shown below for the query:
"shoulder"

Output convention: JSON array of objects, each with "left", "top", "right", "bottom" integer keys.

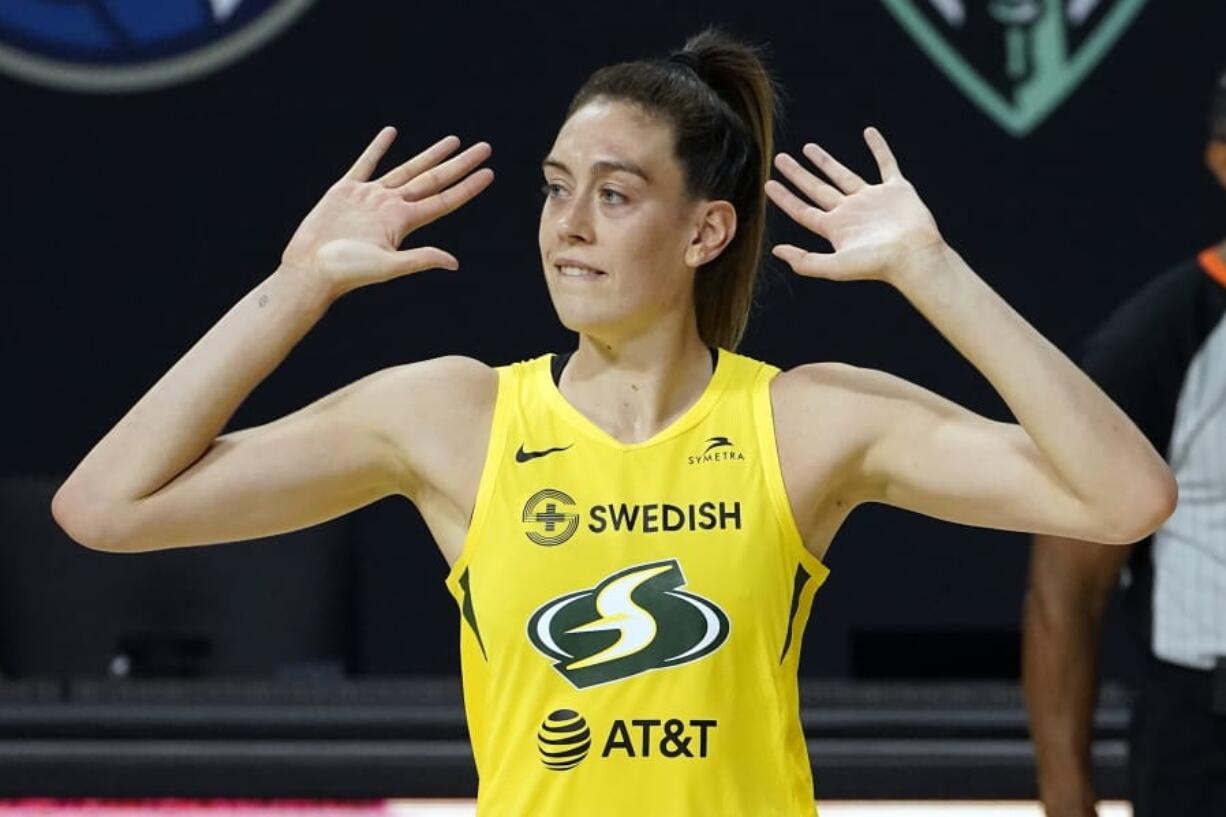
[
  {"left": 338, "top": 355, "right": 500, "bottom": 499},
  {"left": 769, "top": 361, "right": 1007, "bottom": 511},
  {"left": 754, "top": 361, "right": 911, "bottom": 532},
  {"left": 770, "top": 360, "right": 914, "bottom": 419},
  {"left": 395, "top": 354, "right": 500, "bottom": 405},
  {"left": 768, "top": 362, "right": 907, "bottom": 483},
  {"left": 770, "top": 361, "right": 957, "bottom": 464},
  {"left": 342, "top": 355, "right": 498, "bottom": 423},
  {"left": 1077, "top": 256, "right": 1225, "bottom": 450},
  {"left": 1083, "top": 255, "right": 1216, "bottom": 366}
]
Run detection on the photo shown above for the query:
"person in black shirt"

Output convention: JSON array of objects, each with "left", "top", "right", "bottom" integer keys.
[{"left": 1023, "top": 67, "right": 1226, "bottom": 817}]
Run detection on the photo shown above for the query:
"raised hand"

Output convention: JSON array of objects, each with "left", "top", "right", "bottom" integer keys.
[
  {"left": 281, "top": 127, "right": 494, "bottom": 297},
  {"left": 765, "top": 127, "right": 943, "bottom": 283}
]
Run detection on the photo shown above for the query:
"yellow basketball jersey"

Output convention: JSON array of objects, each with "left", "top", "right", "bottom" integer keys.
[{"left": 443, "top": 347, "right": 831, "bottom": 816}]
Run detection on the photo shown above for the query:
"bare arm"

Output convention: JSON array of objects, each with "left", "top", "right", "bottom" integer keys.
[
  {"left": 774, "top": 363, "right": 1162, "bottom": 543},
  {"left": 52, "top": 128, "right": 494, "bottom": 551},
  {"left": 57, "top": 355, "right": 494, "bottom": 553},
  {"left": 1023, "top": 534, "right": 1132, "bottom": 817},
  {"left": 766, "top": 128, "right": 1176, "bottom": 543}
]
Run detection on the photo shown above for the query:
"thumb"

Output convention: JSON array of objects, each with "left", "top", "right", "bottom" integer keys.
[
  {"left": 384, "top": 247, "right": 460, "bottom": 276},
  {"left": 772, "top": 244, "right": 837, "bottom": 279}
]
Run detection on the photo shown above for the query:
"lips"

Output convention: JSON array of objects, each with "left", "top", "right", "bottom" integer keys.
[
  {"left": 554, "top": 258, "right": 607, "bottom": 279},
  {"left": 557, "top": 265, "right": 607, "bottom": 278}
]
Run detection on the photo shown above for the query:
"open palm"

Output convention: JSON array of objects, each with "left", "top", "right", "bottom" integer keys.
[
  {"left": 765, "top": 127, "right": 943, "bottom": 282},
  {"left": 282, "top": 127, "right": 493, "bottom": 297}
]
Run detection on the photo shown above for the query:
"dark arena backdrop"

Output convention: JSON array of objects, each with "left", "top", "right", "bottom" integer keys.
[{"left": 0, "top": 0, "right": 1223, "bottom": 809}]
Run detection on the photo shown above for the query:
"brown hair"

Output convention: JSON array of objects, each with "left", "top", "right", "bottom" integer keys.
[{"left": 563, "top": 25, "right": 785, "bottom": 350}]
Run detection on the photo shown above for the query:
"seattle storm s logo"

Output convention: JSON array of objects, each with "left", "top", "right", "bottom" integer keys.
[
  {"left": 527, "top": 559, "right": 730, "bottom": 689},
  {"left": 882, "top": 0, "right": 1149, "bottom": 136}
]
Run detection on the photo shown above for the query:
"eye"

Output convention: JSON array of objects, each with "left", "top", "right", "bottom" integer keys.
[
  {"left": 600, "top": 188, "right": 626, "bottom": 204},
  {"left": 541, "top": 182, "right": 564, "bottom": 198}
]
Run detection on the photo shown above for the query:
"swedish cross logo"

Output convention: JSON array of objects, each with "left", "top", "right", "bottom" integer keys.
[
  {"left": 881, "top": 0, "right": 1149, "bottom": 136},
  {"left": 522, "top": 488, "right": 580, "bottom": 546},
  {"left": 527, "top": 559, "right": 730, "bottom": 690}
]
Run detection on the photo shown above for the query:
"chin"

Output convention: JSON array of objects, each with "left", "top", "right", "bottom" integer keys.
[
  {"left": 553, "top": 305, "right": 611, "bottom": 335},
  {"left": 548, "top": 295, "right": 623, "bottom": 338}
]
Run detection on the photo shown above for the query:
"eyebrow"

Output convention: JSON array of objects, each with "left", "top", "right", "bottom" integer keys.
[{"left": 541, "top": 157, "right": 651, "bottom": 183}]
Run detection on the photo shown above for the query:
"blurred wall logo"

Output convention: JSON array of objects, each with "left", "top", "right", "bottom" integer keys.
[
  {"left": 881, "top": 0, "right": 1149, "bottom": 136},
  {"left": 0, "top": 0, "right": 316, "bottom": 93},
  {"left": 537, "top": 708, "right": 591, "bottom": 771}
]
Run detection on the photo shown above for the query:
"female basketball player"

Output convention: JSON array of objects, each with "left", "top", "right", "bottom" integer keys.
[{"left": 52, "top": 26, "right": 1175, "bottom": 817}]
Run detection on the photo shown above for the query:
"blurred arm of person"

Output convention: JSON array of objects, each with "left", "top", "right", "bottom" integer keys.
[
  {"left": 1027, "top": 71, "right": 1226, "bottom": 817},
  {"left": 1024, "top": 535, "right": 1132, "bottom": 817},
  {"left": 1018, "top": 233, "right": 1218, "bottom": 815}
]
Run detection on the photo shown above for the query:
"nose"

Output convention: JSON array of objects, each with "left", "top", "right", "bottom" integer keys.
[{"left": 555, "top": 188, "right": 595, "bottom": 243}]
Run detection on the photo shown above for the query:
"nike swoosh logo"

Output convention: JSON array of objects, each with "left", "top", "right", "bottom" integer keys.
[{"left": 516, "top": 443, "right": 573, "bottom": 463}]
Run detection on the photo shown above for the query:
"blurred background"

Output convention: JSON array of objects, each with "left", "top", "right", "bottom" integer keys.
[{"left": 1, "top": 0, "right": 1222, "bottom": 809}]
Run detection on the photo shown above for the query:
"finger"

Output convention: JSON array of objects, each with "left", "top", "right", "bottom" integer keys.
[
  {"left": 378, "top": 134, "right": 461, "bottom": 189},
  {"left": 764, "top": 179, "right": 830, "bottom": 239},
  {"left": 801, "top": 142, "right": 865, "bottom": 194},
  {"left": 344, "top": 126, "right": 397, "bottom": 182},
  {"left": 773, "top": 152, "right": 841, "bottom": 210},
  {"left": 864, "top": 127, "right": 901, "bottom": 182},
  {"left": 383, "top": 246, "right": 460, "bottom": 277},
  {"left": 400, "top": 167, "right": 495, "bottom": 233},
  {"left": 772, "top": 243, "right": 838, "bottom": 279},
  {"left": 398, "top": 141, "right": 492, "bottom": 202}
]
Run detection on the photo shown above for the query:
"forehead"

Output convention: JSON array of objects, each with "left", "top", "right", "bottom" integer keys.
[{"left": 545, "top": 99, "right": 677, "bottom": 182}]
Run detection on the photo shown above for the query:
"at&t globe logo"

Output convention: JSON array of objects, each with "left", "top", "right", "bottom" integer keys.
[
  {"left": 0, "top": 0, "right": 316, "bottom": 93},
  {"left": 537, "top": 708, "right": 591, "bottom": 771}
]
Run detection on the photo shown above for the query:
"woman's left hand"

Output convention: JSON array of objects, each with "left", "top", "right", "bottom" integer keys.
[{"left": 765, "top": 127, "right": 944, "bottom": 284}]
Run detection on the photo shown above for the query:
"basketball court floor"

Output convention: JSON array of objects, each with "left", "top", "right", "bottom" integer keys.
[{"left": 0, "top": 800, "right": 1135, "bottom": 815}]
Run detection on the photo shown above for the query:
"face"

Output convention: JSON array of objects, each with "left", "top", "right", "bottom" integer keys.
[{"left": 538, "top": 97, "right": 735, "bottom": 343}]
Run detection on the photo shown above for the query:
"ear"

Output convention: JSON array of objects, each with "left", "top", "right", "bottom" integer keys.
[
  {"left": 685, "top": 200, "right": 738, "bottom": 268},
  {"left": 1207, "top": 141, "right": 1226, "bottom": 189}
]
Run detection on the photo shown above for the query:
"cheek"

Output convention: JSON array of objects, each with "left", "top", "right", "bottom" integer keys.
[
  {"left": 622, "top": 212, "right": 683, "bottom": 259},
  {"left": 634, "top": 221, "right": 693, "bottom": 277}
]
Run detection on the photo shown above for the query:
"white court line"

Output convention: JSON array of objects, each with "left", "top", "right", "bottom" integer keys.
[{"left": 387, "top": 801, "right": 1133, "bottom": 816}]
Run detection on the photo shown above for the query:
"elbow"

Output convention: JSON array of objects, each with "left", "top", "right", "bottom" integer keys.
[
  {"left": 50, "top": 483, "right": 91, "bottom": 547},
  {"left": 1128, "top": 467, "right": 1179, "bottom": 541},
  {"left": 50, "top": 483, "right": 126, "bottom": 552},
  {"left": 1095, "top": 468, "right": 1179, "bottom": 545},
  {"left": 1153, "top": 468, "right": 1180, "bottom": 523}
]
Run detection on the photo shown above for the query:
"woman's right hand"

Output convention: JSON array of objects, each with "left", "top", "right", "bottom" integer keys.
[{"left": 280, "top": 127, "right": 493, "bottom": 298}]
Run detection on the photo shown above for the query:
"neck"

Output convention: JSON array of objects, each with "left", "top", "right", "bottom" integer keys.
[{"left": 560, "top": 319, "right": 715, "bottom": 445}]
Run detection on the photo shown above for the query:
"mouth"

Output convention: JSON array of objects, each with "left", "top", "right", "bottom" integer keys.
[{"left": 555, "top": 264, "right": 608, "bottom": 280}]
